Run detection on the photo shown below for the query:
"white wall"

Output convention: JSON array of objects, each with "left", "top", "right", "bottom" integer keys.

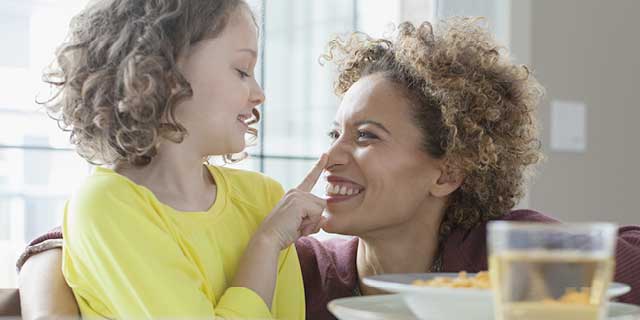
[
  {"left": 404, "top": 0, "right": 640, "bottom": 225},
  {"left": 525, "top": 0, "right": 640, "bottom": 225}
]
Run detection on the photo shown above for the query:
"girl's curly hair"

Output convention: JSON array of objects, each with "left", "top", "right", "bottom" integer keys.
[
  {"left": 40, "top": 0, "right": 257, "bottom": 166},
  {"left": 322, "top": 17, "right": 544, "bottom": 238}
]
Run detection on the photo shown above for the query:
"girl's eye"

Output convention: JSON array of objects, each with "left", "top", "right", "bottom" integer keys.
[
  {"left": 356, "top": 130, "right": 379, "bottom": 141},
  {"left": 236, "top": 69, "right": 250, "bottom": 79},
  {"left": 327, "top": 130, "right": 340, "bottom": 141}
]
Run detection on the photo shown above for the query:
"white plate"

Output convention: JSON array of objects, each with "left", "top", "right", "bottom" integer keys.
[
  {"left": 361, "top": 273, "right": 632, "bottom": 320},
  {"left": 328, "top": 294, "right": 415, "bottom": 320},
  {"left": 328, "top": 294, "right": 640, "bottom": 320},
  {"left": 363, "top": 273, "right": 631, "bottom": 298}
]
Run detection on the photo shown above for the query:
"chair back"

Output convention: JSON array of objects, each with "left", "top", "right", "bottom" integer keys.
[{"left": 0, "top": 288, "right": 20, "bottom": 317}]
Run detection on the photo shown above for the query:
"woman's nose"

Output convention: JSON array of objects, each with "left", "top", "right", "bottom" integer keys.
[{"left": 325, "top": 138, "right": 350, "bottom": 171}]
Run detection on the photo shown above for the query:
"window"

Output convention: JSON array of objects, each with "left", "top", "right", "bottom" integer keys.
[{"left": 0, "top": 0, "right": 92, "bottom": 287}]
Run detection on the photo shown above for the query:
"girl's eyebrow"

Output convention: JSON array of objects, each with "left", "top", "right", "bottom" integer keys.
[{"left": 236, "top": 48, "right": 257, "bottom": 58}]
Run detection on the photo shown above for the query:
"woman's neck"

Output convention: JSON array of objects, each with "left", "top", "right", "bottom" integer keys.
[{"left": 356, "top": 206, "right": 444, "bottom": 296}]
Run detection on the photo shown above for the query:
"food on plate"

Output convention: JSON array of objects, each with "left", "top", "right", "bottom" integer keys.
[{"left": 412, "top": 271, "right": 491, "bottom": 289}]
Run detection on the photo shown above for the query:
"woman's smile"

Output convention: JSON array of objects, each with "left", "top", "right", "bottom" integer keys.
[{"left": 324, "top": 175, "right": 365, "bottom": 204}]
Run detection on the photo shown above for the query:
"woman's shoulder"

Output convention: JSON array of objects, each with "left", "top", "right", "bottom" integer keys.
[
  {"left": 295, "top": 236, "right": 358, "bottom": 286},
  {"left": 452, "top": 209, "right": 558, "bottom": 242},
  {"left": 442, "top": 209, "right": 559, "bottom": 271},
  {"left": 497, "top": 209, "right": 559, "bottom": 223},
  {"left": 296, "top": 236, "right": 359, "bottom": 317}
]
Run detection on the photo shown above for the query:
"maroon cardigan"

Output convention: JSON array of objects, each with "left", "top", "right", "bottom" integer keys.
[
  {"left": 18, "top": 210, "right": 640, "bottom": 320},
  {"left": 295, "top": 210, "right": 640, "bottom": 320}
]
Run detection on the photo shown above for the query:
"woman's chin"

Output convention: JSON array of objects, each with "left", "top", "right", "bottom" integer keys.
[{"left": 321, "top": 214, "right": 354, "bottom": 236}]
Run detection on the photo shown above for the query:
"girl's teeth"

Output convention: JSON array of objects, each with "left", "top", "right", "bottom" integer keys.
[
  {"left": 346, "top": 188, "right": 353, "bottom": 195},
  {"left": 339, "top": 186, "right": 347, "bottom": 195}
]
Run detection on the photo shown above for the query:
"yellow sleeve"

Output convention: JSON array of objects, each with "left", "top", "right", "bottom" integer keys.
[
  {"left": 264, "top": 176, "right": 285, "bottom": 213},
  {"left": 62, "top": 177, "right": 274, "bottom": 319},
  {"left": 271, "top": 244, "right": 305, "bottom": 319}
]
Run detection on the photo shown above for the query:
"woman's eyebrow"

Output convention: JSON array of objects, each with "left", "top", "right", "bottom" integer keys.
[
  {"left": 353, "top": 120, "right": 391, "bottom": 134},
  {"left": 332, "top": 120, "right": 391, "bottom": 134}
]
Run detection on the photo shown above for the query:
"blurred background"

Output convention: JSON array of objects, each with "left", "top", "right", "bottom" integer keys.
[{"left": 1, "top": 0, "right": 638, "bottom": 287}]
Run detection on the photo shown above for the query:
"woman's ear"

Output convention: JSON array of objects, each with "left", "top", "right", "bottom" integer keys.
[{"left": 429, "top": 164, "right": 464, "bottom": 198}]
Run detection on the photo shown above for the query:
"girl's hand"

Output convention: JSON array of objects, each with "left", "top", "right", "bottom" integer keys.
[{"left": 257, "top": 154, "right": 328, "bottom": 250}]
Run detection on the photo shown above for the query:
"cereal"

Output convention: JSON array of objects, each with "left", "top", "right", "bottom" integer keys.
[
  {"left": 542, "top": 287, "right": 592, "bottom": 305},
  {"left": 412, "top": 271, "right": 491, "bottom": 289}
]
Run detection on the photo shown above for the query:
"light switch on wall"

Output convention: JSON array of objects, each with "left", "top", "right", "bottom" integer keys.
[{"left": 550, "top": 100, "right": 587, "bottom": 152}]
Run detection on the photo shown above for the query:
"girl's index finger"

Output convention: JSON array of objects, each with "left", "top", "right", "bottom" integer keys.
[{"left": 296, "top": 154, "right": 328, "bottom": 192}]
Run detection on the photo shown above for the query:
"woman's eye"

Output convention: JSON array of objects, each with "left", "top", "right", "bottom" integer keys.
[
  {"left": 356, "top": 130, "right": 379, "bottom": 141},
  {"left": 327, "top": 130, "right": 340, "bottom": 141},
  {"left": 236, "top": 69, "right": 250, "bottom": 79}
]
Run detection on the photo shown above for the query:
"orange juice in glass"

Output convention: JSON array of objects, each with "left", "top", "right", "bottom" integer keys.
[{"left": 488, "top": 222, "right": 617, "bottom": 320}]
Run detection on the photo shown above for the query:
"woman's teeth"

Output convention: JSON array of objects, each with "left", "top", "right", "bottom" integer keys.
[{"left": 325, "top": 183, "right": 362, "bottom": 196}]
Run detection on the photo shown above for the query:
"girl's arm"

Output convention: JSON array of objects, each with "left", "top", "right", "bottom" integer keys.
[{"left": 232, "top": 154, "right": 328, "bottom": 307}]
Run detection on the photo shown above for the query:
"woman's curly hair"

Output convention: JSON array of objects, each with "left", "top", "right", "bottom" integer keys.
[
  {"left": 323, "top": 17, "right": 544, "bottom": 238},
  {"left": 40, "top": 0, "right": 257, "bottom": 166}
]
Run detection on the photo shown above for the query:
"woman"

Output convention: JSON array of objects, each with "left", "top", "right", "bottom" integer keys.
[
  {"left": 19, "top": 0, "right": 328, "bottom": 319},
  {"left": 297, "top": 18, "right": 640, "bottom": 318},
  {"left": 18, "top": 17, "right": 640, "bottom": 320}
]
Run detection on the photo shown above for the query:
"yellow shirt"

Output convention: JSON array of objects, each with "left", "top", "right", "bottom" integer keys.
[{"left": 62, "top": 166, "right": 304, "bottom": 319}]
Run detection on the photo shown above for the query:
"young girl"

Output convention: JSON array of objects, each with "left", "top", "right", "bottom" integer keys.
[{"left": 34, "top": 0, "right": 326, "bottom": 318}]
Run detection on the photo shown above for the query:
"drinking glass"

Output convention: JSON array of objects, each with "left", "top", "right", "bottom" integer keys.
[{"left": 488, "top": 222, "right": 617, "bottom": 320}]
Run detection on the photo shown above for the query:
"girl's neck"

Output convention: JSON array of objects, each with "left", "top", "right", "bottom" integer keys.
[{"left": 114, "top": 143, "right": 217, "bottom": 212}]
